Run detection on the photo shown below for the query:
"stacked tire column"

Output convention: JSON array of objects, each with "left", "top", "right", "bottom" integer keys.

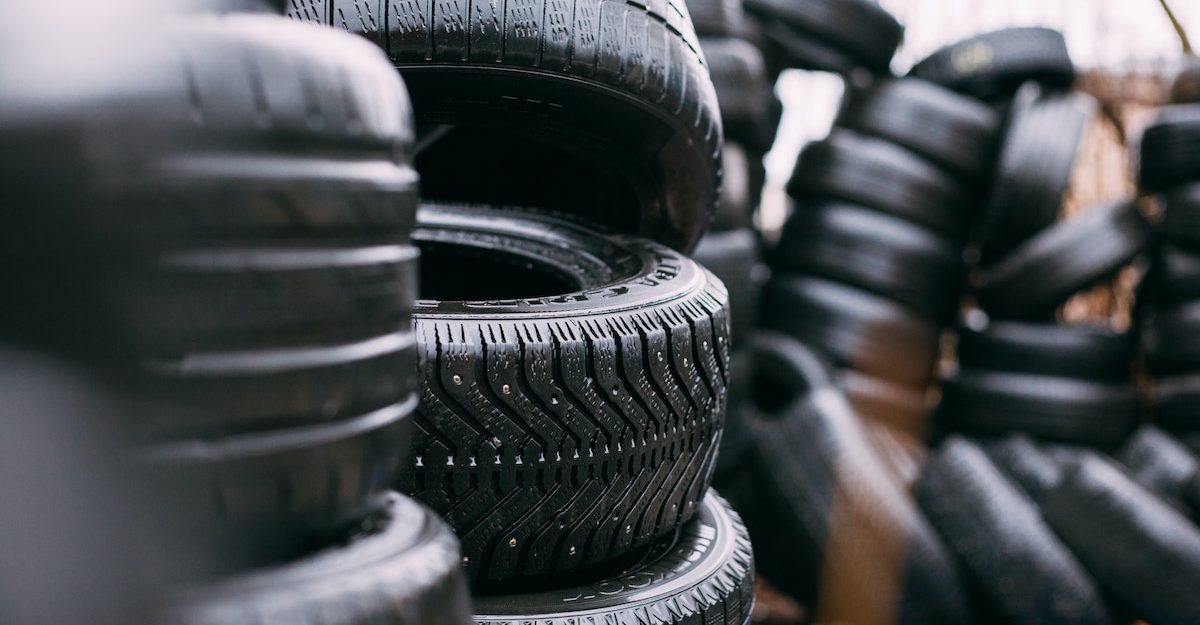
[{"left": 289, "top": 2, "right": 756, "bottom": 623}]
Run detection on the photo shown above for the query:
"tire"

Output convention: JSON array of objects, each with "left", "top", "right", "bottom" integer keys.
[
  {"left": 908, "top": 27, "right": 1074, "bottom": 102},
  {"left": 1144, "top": 244, "right": 1200, "bottom": 304},
  {"left": 1139, "top": 104, "right": 1200, "bottom": 192},
  {"left": 1162, "top": 184, "right": 1200, "bottom": 249},
  {"left": 955, "top": 319, "right": 1134, "bottom": 381},
  {"left": 973, "top": 200, "right": 1151, "bottom": 320},
  {"left": 1116, "top": 425, "right": 1200, "bottom": 517},
  {"left": 773, "top": 199, "right": 964, "bottom": 321},
  {"left": 167, "top": 493, "right": 472, "bottom": 625},
  {"left": 761, "top": 273, "right": 942, "bottom": 386},
  {"left": 787, "top": 129, "right": 975, "bottom": 240},
  {"left": 984, "top": 434, "right": 1064, "bottom": 501},
  {"left": 917, "top": 438, "right": 1116, "bottom": 625},
  {"left": 1150, "top": 373, "right": 1200, "bottom": 432},
  {"left": 291, "top": 0, "right": 722, "bottom": 253},
  {"left": 750, "top": 16, "right": 862, "bottom": 77},
  {"left": 971, "top": 83, "right": 1097, "bottom": 264},
  {"left": 836, "top": 78, "right": 1001, "bottom": 180},
  {"left": 737, "top": 336, "right": 975, "bottom": 625},
  {"left": 743, "top": 0, "right": 901, "bottom": 74},
  {"left": 709, "top": 142, "right": 755, "bottom": 231},
  {"left": 693, "top": 228, "right": 765, "bottom": 348},
  {"left": 405, "top": 204, "right": 730, "bottom": 583},
  {"left": 1041, "top": 454, "right": 1200, "bottom": 625},
  {"left": 840, "top": 369, "right": 929, "bottom": 437},
  {"left": 939, "top": 370, "right": 1138, "bottom": 447},
  {"left": 702, "top": 37, "right": 778, "bottom": 151},
  {"left": 1143, "top": 300, "right": 1200, "bottom": 374},
  {"left": 686, "top": 0, "right": 745, "bottom": 37},
  {"left": 473, "top": 493, "right": 753, "bottom": 625}
]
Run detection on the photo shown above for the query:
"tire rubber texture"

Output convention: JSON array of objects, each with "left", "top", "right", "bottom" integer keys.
[
  {"left": 1041, "top": 454, "right": 1200, "bottom": 625},
  {"left": 972, "top": 83, "right": 1097, "bottom": 264},
  {"left": 984, "top": 434, "right": 1064, "bottom": 501},
  {"left": 787, "top": 129, "right": 974, "bottom": 240},
  {"left": 473, "top": 493, "right": 753, "bottom": 625},
  {"left": 840, "top": 369, "right": 929, "bottom": 437},
  {"left": 1117, "top": 425, "right": 1200, "bottom": 517},
  {"left": 774, "top": 199, "right": 963, "bottom": 321},
  {"left": 290, "top": 0, "right": 722, "bottom": 253},
  {"left": 761, "top": 273, "right": 941, "bottom": 386},
  {"left": 974, "top": 200, "right": 1151, "bottom": 320},
  {"left": 1140, "top": 104, "right": 1200, "bottom": 192},
  {"left": 939, "top": 370, "right": 1137, "bottom": 447},
  {"left": 1161, "top": 184, "right": 1200, "bottom": 249},
  {"left": 1150, "top": 373, "right": 1200, "bottom": 432},
  {"left": 836, "top": 77, "right": 1000, "bottom": 180},
  {"left": 956, "top": 319, "right": 1133, "bottom": 381},
  {"left": 918, "top": 438, "right": 1116, "bottom": 625},
  {"left": 743, "top": 0, "right": 902, "bottom": 74},
  {"left": 694, "top": 228, "right": 764, "bottom": 348},
  {"left": 736, "top": 336, "right": 975, "bottom": 625},
  {"left": 167, "top": 493, "right": 472, "bottom": 625},
  {"left": 908, "top": 27, "right": 1074, "bottom": 102},
  {"left": 406, "top": 204, "right": 730, "bottom": 584},
  {"left": 1143, "top": 299, "right": 1200, "bottom": 374},
  {"left": 703, "top": 37, "right": 778, "bottom": 151},
  {"left": 686, "top": 0, "right": 745, "bottom": 37},
  {"left": 1145, "top": 244, "right": 1200, "bottom": 304}
]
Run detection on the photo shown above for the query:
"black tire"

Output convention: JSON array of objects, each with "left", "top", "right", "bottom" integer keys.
[
  {"left": 761, "top": 273, "right": 941, "bottom": 386},
  {"left": 1150, "top": 373, "right": 1200, "bottom": 432},
  {"left": 702, "top": 37, "right": 778, "bottom": 151},
  {"left": 1139, "top": 104, "right": 1200, "bottom": 192},
  {"left": 836, "top": 78, "right": 1001, "bottom": 180},
  {"left": 1143, "top": 300, "right": 1200, "bottom": 374},
  {"left": 840, "top": 369, "right": 929, "bottom": 437},
  {"left": 939, "top": 370, "right": 1138, "bottom": 447},
  {"left": 974, "top": 200, "right": 1151, "bottom": 320},
  {"left": 167, "top": 493, "right": 472, "bottom": 625},
  {"left": 473, "top": 493, "right": 753, "bottom": 625},
  {"left": 291, "top": 0, "right": 722, "bottom": 253},
  {"left": 908, "top": 27, "right": 1074, "bottom": 102},
  {"left": 686, "top": 0, "right": 744, "bottom": 37},
  {"left": 1041, "top": 454, "right": 1200, "bottom": 625},
  {"left": 743, "top": 0, "right": 901, "bottom": 74},
  {"left": 750, "top": 16, "right": 862, "bottom": 77},
  {"left": 787, "top": 129, "right": 975, "bottom": 240},
  {"left": 917, "top": 438, "right": 1116, "bottom": 625},
  {"left": 1117, "top": 425, "right": 1200, "bottom": 517},
  {"left": 709, "top": 142, "right": 756, "bottom": 231},
  {"left": 773, "top": 199, "right": 964, "bottom": 321},
  {"left": 1162, "top": 184, "right": 1200, "bottom": 249},
  {"left": 405, "top": 204, "right": 730, "bottom": 583},
  {"left": 1145, "top": 244, "right": 1200, "bottom": 304},
  {"left": 737, "top": 336, "right": 975, "bottom": 625},
  {"left": 984, "top": 434, "right": 1064, "bottom": 501},
  {"left": 972, "top": 83, "right": 1097, "bottom": 264},
  {"left": 956, "top": 319, "right": 1134, "bottom": 381},
  {"left": 693, "top": 228, "right": 765, "bottom": 348}
]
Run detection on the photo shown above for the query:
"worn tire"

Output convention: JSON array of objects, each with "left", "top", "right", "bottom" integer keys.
[
  {"left": 956, "top": 319, "right": 1134, "bottom": 381},
  {"left": 686, "top": 0, "right": 744, "bottom": 37},
  {"left": 703, "top": 37, "right": 778, "bottom": 151},
  {"left": 474, "top": 493, "right": 752, "bottom": 625},
  {"left": 406, "top": 204, "right": 730, "bottom": 583},
  {"left": 836, "top": 77, "right": 1001, "bottom": 180},
  {"left": 743, "top": 0, "right": 901, "bottom": 74},
  {"left": 908, "top": 27, "right": 1074, "bottom": 102},
  {"left": 290, "top": 0, "right": 722, "bottom": 252},
  {"left": 787, "top": 129, "right": 975, "bottom": 240},
  {"left": 918, "top": 438, "right": 1116, "bottom": 625},
  {"left": 167, "top": 493, "right": 472, "bottom": 625}
]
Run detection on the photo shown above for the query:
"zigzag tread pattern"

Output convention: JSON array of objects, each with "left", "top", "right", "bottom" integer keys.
[{"left": 403, "top": 279, "right": 730, "bottom": 581}]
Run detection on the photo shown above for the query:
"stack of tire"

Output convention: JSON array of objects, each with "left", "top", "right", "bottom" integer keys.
[
  {"left": 1140, "top": 104, "right": 1200, "bottom": 453},
  {"left": 921, "top": 28, "right": 1152, "bottom": 449},
  {"left": 2, "top": 2, "right": 475, "bottom": 624},
  {"left": 288, "top": 2, "right": 755, "bottom": 624}
]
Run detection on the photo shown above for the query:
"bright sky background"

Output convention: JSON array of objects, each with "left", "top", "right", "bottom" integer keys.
[{"left": 760, "top": 0, "right": 1200, "bottom": 231}]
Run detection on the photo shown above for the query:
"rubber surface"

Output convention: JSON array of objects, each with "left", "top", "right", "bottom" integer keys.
[
  {"left": 774, "top": 199, "right": 964, "bottom": 321},
  {"left": 473, "top": 493, "right": 753, "bottom": 625},
  {"left": 167, "top": 493, "right": 472, "bottom": 625},
  {"left": 406, "top": 204, "right": 730, "bottom": 583},
  {"left": 1041, "top": 454, "right": 1200, "bottom": 625},
  {"left": 686, "top": 0, "right": 744, "bottom": 37},
  {"left": 1161, "top": 184, "right": 1200, "bottom": 249},
  {"left": 939, "top": 370, "right": 1138, "bottom": 447},
  {"left": 736, "top": 337, "right": 975, "bottom": 625},
  {"left": 974, "top": 200, "right": 1151, "bottom": 320},
  {"left": 787, "top": 129, "right": 975, "bottom": 240},
  {"left": 836, "top": 77, "right": 1000, "bottom": 180},
  {"left": 761, "top": 273, "right": 942, "bottom": 386},
  {"left": 985, "top": 434, "right": 1063, "bottom": 501},
  {"left": 703, "top": 37, "right": 778, "bottom": 151},
  {"left": 1144, "top": 244, "right": 1200, "bottom": 304},
  {"left": 1140, "top": 104, "right": 1200, "bottom": 192},
  {"left": 972, "top": 83, "right": 1097, "bottom": 264},
  {"left": 918, "top": 437, "right": 1116, "bottom": 625},
  {"left": 908, "top": 27, "right": 1074, "bottom": 102},
  {"left": 291, "top": 0, "right": 723, "bottom": 252},
  {"left": 1117, "top": 425, "right": 1200, "bottom": 517},
  {"left": 1143, "top": 299, "right": 1200, "bottom": 374},
  {"left": 1150, "top": 373, "right": 1200, "bottom": 432},
  {"left": 956, "top": 319, "right": 1134, "bottom": 381},
  {"left": 743, "top": 0, "right": 902, "bottom": 74},
  {"left": 694, "top": 228, "right": 764, "bottom": 348}
]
